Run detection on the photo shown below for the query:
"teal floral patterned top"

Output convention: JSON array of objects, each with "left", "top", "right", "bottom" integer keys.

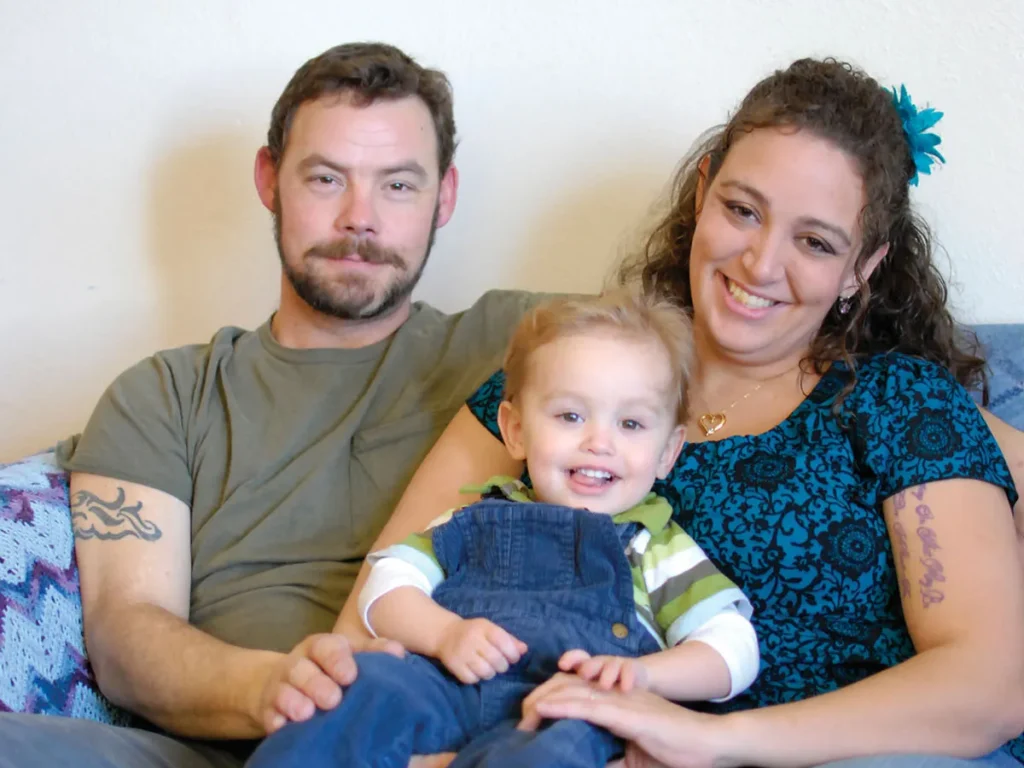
[{"left": 468, "top": 353, "right": 1022, "bottom": 759}]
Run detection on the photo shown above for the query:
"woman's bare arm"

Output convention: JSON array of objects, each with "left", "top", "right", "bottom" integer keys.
[{"left": 980, "top": 407, "right": 1024, "bottom": 523}]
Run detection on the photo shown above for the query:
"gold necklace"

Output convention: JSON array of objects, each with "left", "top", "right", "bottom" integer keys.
[{"left": 697, "top": 365, "right": 799, "bottom": 437}]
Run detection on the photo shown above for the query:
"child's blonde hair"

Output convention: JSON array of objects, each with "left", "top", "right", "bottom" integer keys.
[{"left": 503, "top": 290, "right": 695, "bottom": 423}]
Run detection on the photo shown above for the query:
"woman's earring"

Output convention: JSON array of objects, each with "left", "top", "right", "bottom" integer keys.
[{"left": 837, "top": 295, "right": 853, "bottom": 315}]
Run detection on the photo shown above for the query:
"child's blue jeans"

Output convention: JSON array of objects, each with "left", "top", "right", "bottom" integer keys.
[{"left": 246, "top": 500, "right": 661, "bottom": 767}]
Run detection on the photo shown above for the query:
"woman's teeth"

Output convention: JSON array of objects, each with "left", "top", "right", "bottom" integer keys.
[{"left": 727, "top": 278, "right": 776, "bottom": 309}]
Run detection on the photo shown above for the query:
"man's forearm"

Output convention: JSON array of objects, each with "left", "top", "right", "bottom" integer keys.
[{"left": 87, "top": 602, "right": 280, "bottom": 738}]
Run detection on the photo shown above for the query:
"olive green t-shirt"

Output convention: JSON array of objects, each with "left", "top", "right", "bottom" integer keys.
[{"left": 56, "top": 290, "right": 537, "bottom": 653}]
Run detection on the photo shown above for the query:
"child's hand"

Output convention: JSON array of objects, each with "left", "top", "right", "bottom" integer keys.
[
  {"left": 436, "top": 618, "right": 528, "bottom": 684},
  {"left": 558, "top": 649, "right": 649, "bottom": 692}
]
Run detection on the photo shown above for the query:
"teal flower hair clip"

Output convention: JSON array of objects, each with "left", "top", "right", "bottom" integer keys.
[{"left": 890, "top": 84, "right": 945, "bottom": 186}]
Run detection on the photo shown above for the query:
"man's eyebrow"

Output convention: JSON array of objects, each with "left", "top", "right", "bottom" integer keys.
[
  {"left": 718, "top": 179, "right": 852, "bottom": 248},
  {"left": 297, "top": 153, "right": 345, "bottom": 174},
  {"left": 380, "top": 162, "right": 429, "bottom": 180},
  {"left": 296, "top": 154, "right": 429, "bottom": 181}
]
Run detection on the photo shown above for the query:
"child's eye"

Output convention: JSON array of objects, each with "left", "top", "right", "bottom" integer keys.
[
  {"left": 557, "top": 412, "right": 581, "bottom": 424},
  {"left": 621, "top": 419, "right": 644, "bottom": 431}
]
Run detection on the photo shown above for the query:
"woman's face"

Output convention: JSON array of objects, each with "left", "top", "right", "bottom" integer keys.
[{"left": 689, "top": 127, "right": 886, "bottom": 369}]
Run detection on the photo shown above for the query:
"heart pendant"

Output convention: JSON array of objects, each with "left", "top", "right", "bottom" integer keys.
[{"left": 698, "top": 412, "right": 726, "bottom": 436}]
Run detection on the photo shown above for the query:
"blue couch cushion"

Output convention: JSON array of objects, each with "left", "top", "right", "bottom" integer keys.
[
  {"left": 975, "top": 324, "right": 1024, "bottom": 430},
  {"left": 0, "top": 451, "right": 128, "bottom": 723}
]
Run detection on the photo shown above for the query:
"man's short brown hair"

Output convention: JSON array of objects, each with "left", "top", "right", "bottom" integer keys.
[{"left": 266, "top": 42, "right": 457, "bottom": 174}]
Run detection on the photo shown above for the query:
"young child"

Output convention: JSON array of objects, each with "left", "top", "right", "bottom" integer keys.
[{"left": 247, "top": 290, "right": 759, "bottom": 768}]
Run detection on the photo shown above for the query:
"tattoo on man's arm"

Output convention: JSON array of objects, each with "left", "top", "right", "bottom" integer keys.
[{"left": 70, "top": 488, "right": 163, "bottom": 541}]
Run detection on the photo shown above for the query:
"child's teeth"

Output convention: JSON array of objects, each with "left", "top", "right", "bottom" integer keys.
[
  {"left": 727, "top": 279, "right": 775, "bottom": 309},
  {"left": 577, "top": 468, "right": 612, "bottom": 480}
]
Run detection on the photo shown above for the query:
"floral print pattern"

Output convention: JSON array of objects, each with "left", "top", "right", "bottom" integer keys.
[{"left": 469, "top": 353, "right": 1020, "bottom": 756}]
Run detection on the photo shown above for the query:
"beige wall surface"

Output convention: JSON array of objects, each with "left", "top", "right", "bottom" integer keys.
[{"left": 2, "top": 0, "right": 1022, "bottom": 460}]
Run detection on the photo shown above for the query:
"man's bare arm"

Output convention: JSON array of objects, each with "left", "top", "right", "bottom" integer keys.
[{"left": 72, "top": 472, "right": 360, "bottom": 738}]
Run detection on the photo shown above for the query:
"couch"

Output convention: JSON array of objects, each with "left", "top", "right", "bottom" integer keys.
[{"left": 1, "top": 325, "right": 1022, "bottom": 725}]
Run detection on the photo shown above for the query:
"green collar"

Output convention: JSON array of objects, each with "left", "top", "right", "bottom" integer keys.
[{"left": 460, "top": 476, "right": 671, "bottom": 534}]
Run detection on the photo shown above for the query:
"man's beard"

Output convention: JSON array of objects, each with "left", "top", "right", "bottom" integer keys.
[{"left": 273, "top": 197, "right": 438, "bottom": 322}]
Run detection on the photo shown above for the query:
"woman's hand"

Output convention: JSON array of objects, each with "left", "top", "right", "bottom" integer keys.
[{"left": 520, "top": 672, "right": 731, "bottom": 768}]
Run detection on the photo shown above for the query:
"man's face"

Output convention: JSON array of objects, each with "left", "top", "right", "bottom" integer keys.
[{"left": 257, "top": 94, "right": 457, "bottom": 321}]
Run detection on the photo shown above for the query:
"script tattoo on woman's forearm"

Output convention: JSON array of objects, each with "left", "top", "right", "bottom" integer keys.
[
  {"left": 891, "top": 490, "right": 913, "bottom": 599},
  {"left": 70, "top": 487, "right": 162, "bottom": 541},
  {"left": 909, "top": 484, "right": 944, "bottom": 608}
]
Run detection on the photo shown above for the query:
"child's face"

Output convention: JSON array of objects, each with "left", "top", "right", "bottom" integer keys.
[{"left": 498, "top": 332, "right": 686, "bottom": 515}]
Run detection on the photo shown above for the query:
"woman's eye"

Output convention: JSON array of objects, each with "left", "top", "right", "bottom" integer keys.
[
  {"left": 726, "top": 202, "right": 758, "bottom": 221},
  {"left": 557, "top": 412, "right": 581, "bottom": 424},
  {"left": 804, "top": 236, "right": 836, "bottom": 255}
]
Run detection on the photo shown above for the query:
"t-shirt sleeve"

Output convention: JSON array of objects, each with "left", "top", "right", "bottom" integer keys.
[
  {"left": 851, "top": 355, "right": 1018, "bottom": 507},
  {"left": 643, "top": 522, "right": 754, "bottom": 647},
  {"left": 55, "top": 352, "right": 194, "bottom": 505},
  {"left": 442, "top": 290, "right": 549, "bottom": 411},
  {"left": 466, "top": 369, "right": 506, "bottom": 443}
]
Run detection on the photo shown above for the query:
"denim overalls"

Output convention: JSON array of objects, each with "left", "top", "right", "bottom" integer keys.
[{"left": 247, "top": 498, "right": 661, "bottom": 768}]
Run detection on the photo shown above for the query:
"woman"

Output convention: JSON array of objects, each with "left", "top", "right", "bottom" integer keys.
[{"left": 338, "top": 59, "right": 1024, "bottom": 767}]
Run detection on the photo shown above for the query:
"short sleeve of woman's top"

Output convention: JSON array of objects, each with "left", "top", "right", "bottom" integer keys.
[
  {"left": 467, "top": 369, "right": 506, "bottom": 443},
  {"left": 841, "top": 354, "right": 1017, "bottom": 506}
]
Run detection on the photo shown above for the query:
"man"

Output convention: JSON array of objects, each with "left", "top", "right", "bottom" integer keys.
[{"left": 0, "top": 42, "right": 535, "bottom": 767}]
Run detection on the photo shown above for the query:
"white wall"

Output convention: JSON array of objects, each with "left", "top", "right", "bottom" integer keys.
[{"left": 2, "top": 0, "right": 1022, "bottom": 461}]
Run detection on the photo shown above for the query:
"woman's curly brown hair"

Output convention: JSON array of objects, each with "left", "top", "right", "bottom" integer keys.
[{"left": 620, "top": 58, "right": 987, "bottom": 400}]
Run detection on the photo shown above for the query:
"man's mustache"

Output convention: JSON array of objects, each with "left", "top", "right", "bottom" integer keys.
[{"left": 306, "top": 237, "right": 405, "bottom": 268}]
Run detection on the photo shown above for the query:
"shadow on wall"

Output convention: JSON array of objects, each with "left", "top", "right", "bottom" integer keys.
[
  {"left": 509, "top": 168, "right": 672, "bottom": 295},
  {"left": 146, "top": 131, "right": 280, "bottom": 348}
]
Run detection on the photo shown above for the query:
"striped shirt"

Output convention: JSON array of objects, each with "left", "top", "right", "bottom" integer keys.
[{"left": 360, "top": 477, "right": 753, "bottom": 649}]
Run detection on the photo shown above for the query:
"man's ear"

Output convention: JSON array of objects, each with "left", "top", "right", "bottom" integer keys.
[
  {"left": 497, "top": 400, "right": 527, "bottom": 461},
  {"left": 435, "top": 164, "right": 459, "bottom": 229},
  {"left": 840, "top": 242, "right": 889, "bottom": 297},
  {"left": 254, "top": 146, "right": 278, "bottom": 213},
  {"left": 695, "top": 154, "right": 712, "bottom": 217},
  {"left": 656, "top": 424, "right": 687, "bottom": 479}
]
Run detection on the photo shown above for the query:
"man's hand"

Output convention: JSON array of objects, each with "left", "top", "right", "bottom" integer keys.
[
  {"left": 254, "top": 633, "right": 403, "bottom": 734},
  {"left": 435, "top": 618, "right": 527, "bottom": 684},
  {"left": 558, "top": 649, "right": 649, "bottom": 692}
]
